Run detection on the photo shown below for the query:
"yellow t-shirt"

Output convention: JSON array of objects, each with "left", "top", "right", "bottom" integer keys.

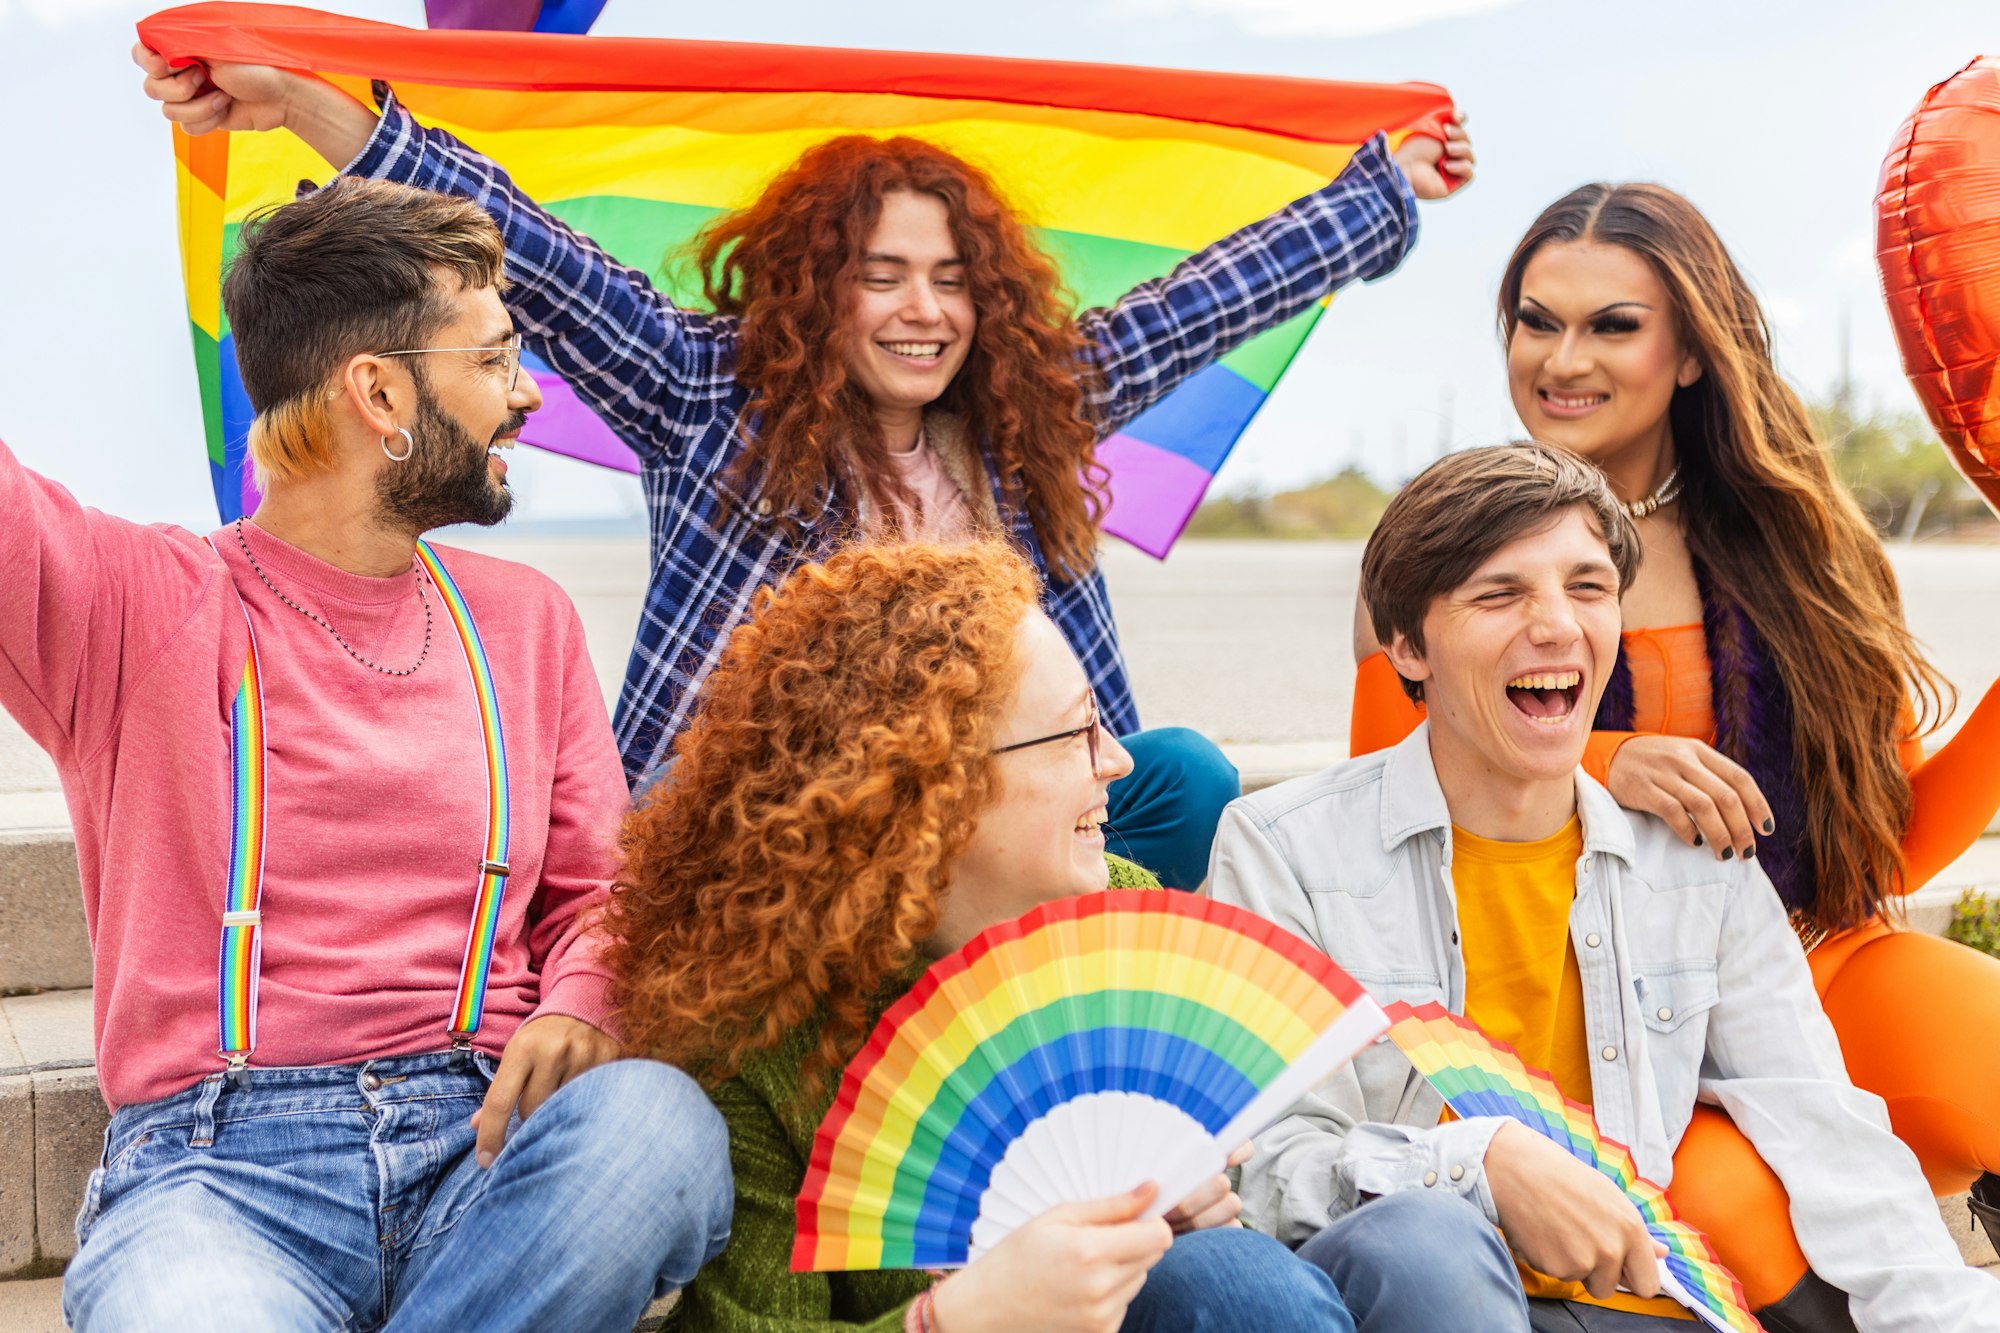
[{"left": 1452, "top": 818, "right": 1692, "bottom": 1321}]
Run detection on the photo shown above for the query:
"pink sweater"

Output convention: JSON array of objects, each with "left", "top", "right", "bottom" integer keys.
[{"left": 0, "top": 442, "right": 631, "bottom": 1110}]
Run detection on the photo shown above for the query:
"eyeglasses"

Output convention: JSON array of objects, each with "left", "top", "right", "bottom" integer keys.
[
  {"left": 376, "top": 333, "right": 524, "bottom": 392},
  {"left": 993, "top": 691, "right": 1102, "bottom": 773}
]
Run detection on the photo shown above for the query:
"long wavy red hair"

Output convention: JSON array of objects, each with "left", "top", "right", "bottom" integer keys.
[
  {"left": 1500, "top": 184, "right": 1952, "bottom": 932},
  {"left": 605, "top": 540, "right": 1043, "bottom": 1095},
  {"left": 695, "top": 135, "right": 1106, "bottom": 578}
]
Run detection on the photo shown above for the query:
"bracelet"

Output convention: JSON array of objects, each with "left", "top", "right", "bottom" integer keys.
[{"left": 905, "top": 1286, "right": 939, "bottom": 1333}]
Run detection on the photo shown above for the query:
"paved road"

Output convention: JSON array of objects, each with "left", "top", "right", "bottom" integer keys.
[{"left": 4, "top": 536, "right": 1996, "bottom": 798}]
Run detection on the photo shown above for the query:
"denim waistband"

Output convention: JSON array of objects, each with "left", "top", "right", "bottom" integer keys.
[{"left": 106, "top": 1050, "right": 497, "bottom": 1158}]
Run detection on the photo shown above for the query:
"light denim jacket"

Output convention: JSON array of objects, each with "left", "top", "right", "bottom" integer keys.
[{"left": 1210, "top": 724, "right": 2000, "bottom": 1332}]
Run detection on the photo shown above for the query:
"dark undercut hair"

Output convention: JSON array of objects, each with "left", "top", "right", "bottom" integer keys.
[
  {"left": 222, "top": 176, "right": 507, "bottom": 484},
  {"left": 1362, "top": 442, "right": 1641, "bottom": 702}
]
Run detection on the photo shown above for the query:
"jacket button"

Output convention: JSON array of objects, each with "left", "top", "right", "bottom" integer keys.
[
  {"left": 1584, "top": 933, "right": 1602, "bottom": 948},
  {"left": 1601, "top": 1045, "right": 1618, "bottom": 1062},
  {"left": 1423, "top": 1170, "right": 1439, "bottom": 1187},
  {"left": 1449, "top": 1164, "right": 1465, "bottom": 1182},
  {"left": 755, "top": 498, "right": 773, "bottom": 517},
  {"left": 1657, "top": 1007, "right": 1674, "bottom": 1022}
]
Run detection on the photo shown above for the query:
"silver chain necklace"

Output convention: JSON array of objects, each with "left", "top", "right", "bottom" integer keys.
[
  {"left": 1622, "top": 464, "right": 1682, "bottom": 521},
  {"left": 233, "top": 519, "right": 432, "bottom": 677}
]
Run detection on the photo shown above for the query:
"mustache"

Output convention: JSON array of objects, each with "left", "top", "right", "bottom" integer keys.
[{"left": 490, "top": 411, "right": 528, "bottom": 445}]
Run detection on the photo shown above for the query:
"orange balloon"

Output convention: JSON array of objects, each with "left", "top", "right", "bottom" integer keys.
[{"left": 1876, "top": 55, "right": 2000, "bottom": 517}]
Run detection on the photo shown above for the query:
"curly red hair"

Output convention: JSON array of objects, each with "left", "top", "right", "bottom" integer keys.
[
  {"left": 696, "top": 135, "right": 1106, "bottom": 578},
  {"left": 605, "top": 540, "right": 1043, "bottom": 1095}
]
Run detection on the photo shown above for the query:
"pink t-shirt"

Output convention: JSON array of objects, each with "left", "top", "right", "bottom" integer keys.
[
  {"left": 0, "top": 441, "right": 629, "bottom": 1110},
  {"left": 871, "top": 432, "right": 976, "bottom": 542}
]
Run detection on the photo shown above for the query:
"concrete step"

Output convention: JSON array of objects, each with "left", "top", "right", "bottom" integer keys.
[
  {"left": 0, "top": 990, "right": 102, "bottom": 1281},
  {"left": 0, "top": 1277, "right": 64, "bottom": 1333}
]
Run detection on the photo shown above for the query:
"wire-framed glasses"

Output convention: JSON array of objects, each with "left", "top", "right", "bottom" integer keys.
[
  {"left": 376, "top": 333, "right": 523, "bottom": 391},
  {"left": 993, "top": 691, "right": 1101, "bottom": 773}
]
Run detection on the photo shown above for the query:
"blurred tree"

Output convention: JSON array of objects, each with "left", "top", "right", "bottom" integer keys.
[
  {"left": 1184, "top": 466, "right": 1390, "bottom": 539},
  {"left": 1815, "top": 398, "right": 1997, "bottom": 541}
]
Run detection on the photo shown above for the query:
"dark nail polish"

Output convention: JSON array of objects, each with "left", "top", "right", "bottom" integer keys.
[
  {"left": 1743, "top": 846, "right": 1756, "bottom": 860},
  {"left": 1692, "top": 834, "right": 1704, "bottom": 848},
  {"left": 1761, "top": 819, "right": 1775, "bottom": 834},
  {"left": 1720, "top": 848, "right": 1735, "bottom": 861}
]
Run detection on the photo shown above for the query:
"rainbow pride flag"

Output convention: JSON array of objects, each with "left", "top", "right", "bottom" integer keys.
[
  {"left": 138, "top": 3, "right": 1453, "bottom": 556},
  {"left": 1386, "top": 1002, "right": 1761, "bottom": 1333}
]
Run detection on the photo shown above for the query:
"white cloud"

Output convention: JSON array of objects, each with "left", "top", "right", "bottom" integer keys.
[{"left": 1109, "top": 0, "right": 1524, "bottom": 39}]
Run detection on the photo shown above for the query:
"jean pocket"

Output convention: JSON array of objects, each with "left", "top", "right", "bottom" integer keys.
[{"left": 72, "top": 1166, "right": 107, "bottom": 1249}]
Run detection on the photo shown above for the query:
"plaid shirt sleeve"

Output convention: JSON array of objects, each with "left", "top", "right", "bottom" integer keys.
[
  {"left": 1077, "top": 132, "right": 1419, "bottom": 437},
  {"left": 343, "top": 92, "right": 736, "bottom": 468}
]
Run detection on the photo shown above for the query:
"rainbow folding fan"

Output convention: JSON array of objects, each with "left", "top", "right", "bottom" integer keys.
[
  {"left": 1384, "top": 1002, "right": 1761, "bottom": 1333},
  {"left": 794, "top": 891, "right": 1387, "bottom": 1271},
  {"left": 137, "top": 3, "right": 1455, "bottom": 557}
]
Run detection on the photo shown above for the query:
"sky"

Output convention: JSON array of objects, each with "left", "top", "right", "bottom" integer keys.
[{"left": 2, "top": 0, "right": 1991, "bottom": 537}]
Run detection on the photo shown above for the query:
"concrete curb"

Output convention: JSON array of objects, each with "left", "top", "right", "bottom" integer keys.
[{"left": 0, "top": 832, "right": 89, "bottom": 997}]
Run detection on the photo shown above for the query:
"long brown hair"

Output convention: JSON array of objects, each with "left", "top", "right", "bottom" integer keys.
[
  {"left": 605, "top": 540, "right": 1042, "bottom": 1095},
  {"left": 696, "top": 135, "right": 1105, "bottom": 578},
  {"left": 1500, "top": 184, "right": 1951, "bottom": 931}
]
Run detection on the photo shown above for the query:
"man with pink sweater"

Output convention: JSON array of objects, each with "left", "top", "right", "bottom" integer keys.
[{"left": 1, "top": 177, "right": 729, "bottom": 1330}]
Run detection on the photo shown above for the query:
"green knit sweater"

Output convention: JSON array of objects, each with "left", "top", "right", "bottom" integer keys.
[{"left": 668, "top": 858, "right": 1163, "bottom": 1333}]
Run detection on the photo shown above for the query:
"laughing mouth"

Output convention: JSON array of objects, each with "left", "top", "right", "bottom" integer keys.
[
  {"left": 1506, "top": 670, "right": 1583, "bottom": 725},
  {"left": 1075, "top": 807, "right": 1107, "bottom": 837}
]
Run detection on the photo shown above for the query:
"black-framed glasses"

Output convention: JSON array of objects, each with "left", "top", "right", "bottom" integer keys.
[
  {"left": 377, "top": 333, "right": 524, "bottom": 392},
  {"left": 993, "top": 691, "right": 1101, "bottom": 772}
]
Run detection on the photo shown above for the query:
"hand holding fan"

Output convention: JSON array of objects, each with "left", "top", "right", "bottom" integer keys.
[
  {"left": 1384, "top": 1002, "right": 1761, "bottom": 1333},
  {"left": 794, "top": 891, "right": 1387, "bottom": 1271}
]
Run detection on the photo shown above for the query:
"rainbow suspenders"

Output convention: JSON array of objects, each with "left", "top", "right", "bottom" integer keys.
[{"left": 213, "top": 539, "right": 511, "bottom": 1073}]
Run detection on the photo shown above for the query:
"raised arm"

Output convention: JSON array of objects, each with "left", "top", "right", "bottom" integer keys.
[
  {"left": 0, "top": 440, "right": 216, "bottom": 767},
  {"left": 1076, "top": 134, "right": 1418, "bottom": 437},
  {"left": 137, "top": 51, "right": 729, "bottom": 468}
]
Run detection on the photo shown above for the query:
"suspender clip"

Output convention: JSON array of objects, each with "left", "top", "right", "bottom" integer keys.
[
  {"left": 450, "top": 1031, "right": 474, "bottom": 1052},
  {"left": 479, "top": 860, "right": 511, "bottom": 879},
  {"left": 221, "top": 1051, "right": 251, "bottom": 1088}
]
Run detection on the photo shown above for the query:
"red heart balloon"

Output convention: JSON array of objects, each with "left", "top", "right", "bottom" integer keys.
[{"left": 1876, "top": 55, "right": 2000, "bottom": 517}]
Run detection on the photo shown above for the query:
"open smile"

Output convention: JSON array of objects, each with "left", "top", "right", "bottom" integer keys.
[
  {"left": 1537, "top": 388, "right": 1609, "bottom": 420},
  {"left": 877, "top": 340, "right": 951, "bottom": 368},
  {"left": 1506, "top": 669, "right": 1584, "bottom": 726},
  {"left": 1074, "top": 805, "right": 1107, "bottom": 844}
]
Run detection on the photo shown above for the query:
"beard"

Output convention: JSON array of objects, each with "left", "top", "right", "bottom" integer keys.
[{"left": 374, "top": 386, "right": 521, "bottom": 534}]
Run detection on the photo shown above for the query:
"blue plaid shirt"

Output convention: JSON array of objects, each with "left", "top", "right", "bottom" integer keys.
[{"left": 350, "top": 98, "right": 1418, "bottom": 786}]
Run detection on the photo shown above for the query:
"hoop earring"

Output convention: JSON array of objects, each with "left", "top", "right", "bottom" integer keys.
[{"left": 382, "top": 427, "right": 414, "bottom": 463}]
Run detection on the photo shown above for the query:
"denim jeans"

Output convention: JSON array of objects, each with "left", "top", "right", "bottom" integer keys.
[
  {"left": 1296, "top": 1190, "right": 1537, "bottom": 1332},
  {"left": 1122, "top": 1225, "right": 1353, "bottom": 1332},
  {"left": 63, "top": 1053, "right": 732, "bottom": 1332},
  {"left": 1106, "top": 727, "right": 1240, "bottom": 891}
]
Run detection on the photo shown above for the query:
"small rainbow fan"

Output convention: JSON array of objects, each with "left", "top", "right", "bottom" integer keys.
[
  {"left": 1384, "top": 1002, "right": 1762, "bottom": 1333},
  {"left": 794, "top": 892, "right": 1387, "bottom": 1271}
]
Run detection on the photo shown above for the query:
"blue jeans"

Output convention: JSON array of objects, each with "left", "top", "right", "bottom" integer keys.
[
  {"left": 1106, "top": 727, "right": 1239, "bottom": 891},
  {"left": 63, "top": 1053, "right": 732, "bottom": 1332},
  {"left": 1122, "top": 1225, "right": 1353, "bottom": 1332},
  {"left": 1296, "top": 1191, "right": 1534, "bottom": 1331}
]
